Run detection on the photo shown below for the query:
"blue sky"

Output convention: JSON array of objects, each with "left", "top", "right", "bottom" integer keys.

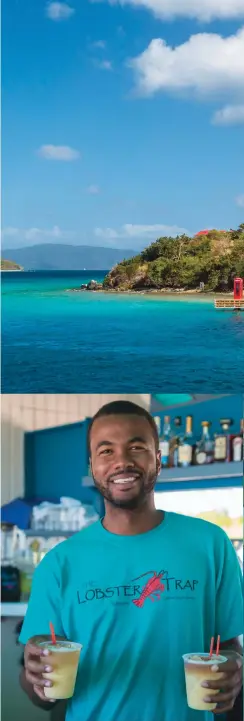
[{"left": 2, "top": 0, "right": 244, "bottom": 251}]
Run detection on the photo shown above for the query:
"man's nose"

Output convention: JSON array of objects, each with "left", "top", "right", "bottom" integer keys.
[{"left": 113, "top": 447, "right": 135, "bottom": 468}]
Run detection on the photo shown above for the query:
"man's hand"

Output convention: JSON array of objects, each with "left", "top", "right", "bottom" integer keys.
[
  {"left": 201, "top": 652, "right": 243, "bottom": 715},
  {"left": 24, "top": 634, "right": 65, "bottom": 704}
]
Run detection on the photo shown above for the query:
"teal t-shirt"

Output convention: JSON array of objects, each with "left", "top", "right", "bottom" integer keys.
[{"left": 19, "top": 512, "right": 243, "bottom": 721}]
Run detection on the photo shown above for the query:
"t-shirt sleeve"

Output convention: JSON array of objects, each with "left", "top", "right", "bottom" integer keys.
[
  {"left": 215, "top": 530, "right": 243, "bottom": 642},
  {"left": 19, "top": 551, "right": 65, "bottom": 645}
]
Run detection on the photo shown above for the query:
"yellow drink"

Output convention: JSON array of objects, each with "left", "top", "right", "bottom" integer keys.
[
  {"left": 39, "top": 641, "right": 82, "bottom": 699},
  {"left": 183, "top": 652, "right": 227, "bottom": 711}
]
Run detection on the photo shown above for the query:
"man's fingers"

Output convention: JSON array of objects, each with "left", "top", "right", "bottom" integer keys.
[
  {"left": 212, "top": 659, "right": 242, "bottom": 673},
  {"left": 33, "top": 685, "right": 56, "bottom": 703},
  {"left": 27, "top": 643, "right": 50, "bottom": 657},
  {"left": 25, "top": 670, "right": 53, "bottom": 688},
  {"left": 202, "top": 672, "right": 241, "bottom": 690},
  {"left": 213, "top": 703, "right": 235, "bottom": 715},
  {"left": 27, "top": 659, "right": 53, "bottom": 674},
  {"left": 33, "top": 685, "right": 48, "bottom": 701},
  {"left": 204, "top": 689, "right": 239, "bottom": 705}
]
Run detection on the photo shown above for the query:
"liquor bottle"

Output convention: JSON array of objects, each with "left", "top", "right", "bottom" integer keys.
[
  {"left": 159, "top": 416, "right": 172, "bottom": 467},
  {"left": 169, "top": 417, "right": 182, "bottom": 467},
  {"left": 219, "top": 418, "right": 233, "bottom": 462},
  {"left": 178, "top": 416, "right": 194, "bottom": 467},
  {"left": 195, "top": 421, "right": 214, "bottom": 465},
  {"left": 214, "top": 425, "right": 227, "bottom": 463},
  {"left": 231, "top": 419, "right": 244, "bottom": 462},
  {"left": 154, "top": 416, "right": 161, "bottom": 436}
]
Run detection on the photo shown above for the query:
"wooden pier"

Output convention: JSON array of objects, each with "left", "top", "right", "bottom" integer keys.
[{"left": 214, "top": 298, "right": 244, "bottom": 310}]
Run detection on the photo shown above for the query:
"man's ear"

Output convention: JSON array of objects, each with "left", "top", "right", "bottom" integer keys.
[{"left": 156, "top": 451, "right": 161, "bottom": 476}]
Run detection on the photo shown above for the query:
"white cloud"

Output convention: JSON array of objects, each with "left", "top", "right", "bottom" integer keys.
[
  {"left": 109, "top": 0, "right": 244, "bottom": 22},
  {"left": 46, "top": 2, "right": 75, "bottom": 20},
  {"left": 95, "top": 227, "right": 119, "bottom": 239},
  {"left": 97, "top": 59, "right": 113, "bottom": 70},
  {"left": 95, "top": 223, "right": 189, "bottom": 239},
  {"left": 129, "top": 27, "right": 244, "bottom": 98},
  {"left": 212, "top": 103, "right": 244, "bottom": 125},
  {"left": 1, "top": 227, "right": 19, "bottom": 238},
  {"left": 236, "top": 194, "right": 244, "bottom": 208},
  {"left": 123, "top": 223, "right": 189, "bottom": 237},
  {"left": 2, "top": 226, "right": 74, "bottom": 242},
  {"left": 87, "top": 184, "right": 100, "bottom": 194},
  {"left": 91, "top": 40, "right": 106, "bottom": 49},
  {"left": 38, "top": 145, "right": 80, "bottom": 160},
  {"left": 25, "top": 225, "right": 68, "bottom": 241}
]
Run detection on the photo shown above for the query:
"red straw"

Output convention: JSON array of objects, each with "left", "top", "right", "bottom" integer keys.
[
  {"left": 209, "top": 637, "right": 214, "bottom": 658},
  {"left": 216, "top": 635, "right": 220, "bottom": 656},
  {"left": 50, "top": 622, "right": 56, "bottom": 645},
  {"left": 209, "top": 636, "right": 221, "bottom": 659}
]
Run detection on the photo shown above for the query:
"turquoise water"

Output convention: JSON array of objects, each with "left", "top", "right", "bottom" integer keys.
[{"left": 2, "top": 271, "right": 244, "bottom": 392}]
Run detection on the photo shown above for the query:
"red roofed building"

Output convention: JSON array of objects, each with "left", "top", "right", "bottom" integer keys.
[{"left": 194, "top": 229, "right": 226, "bottom": 237}]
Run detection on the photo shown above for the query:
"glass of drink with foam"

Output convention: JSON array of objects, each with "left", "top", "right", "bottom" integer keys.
[
  {"left": 183, "top": 652, "right": 227, "bottom": 711},
  {"left": 39, "top": 640, "right": 82, "bottom": 699}
]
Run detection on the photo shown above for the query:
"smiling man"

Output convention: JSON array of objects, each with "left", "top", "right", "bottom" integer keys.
[{"left": 19, "top": 400, "right": 243, "bottom": 721}]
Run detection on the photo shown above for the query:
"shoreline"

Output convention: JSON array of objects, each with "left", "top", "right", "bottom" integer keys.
[
  {"left": 66, "top": 287, "right": 233, "bottom": 302},
  {"left": 0, "top": 269, "right": 23, "bottom": 272}
]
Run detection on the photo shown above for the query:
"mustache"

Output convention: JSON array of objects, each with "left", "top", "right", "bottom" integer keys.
[{"left": 107, "top": 468, "right": 143, "bottom": 483}]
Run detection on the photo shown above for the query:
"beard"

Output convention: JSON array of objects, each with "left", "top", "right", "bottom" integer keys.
[{"left": 92, "top": 466, "right": 158, "bottom": 510}]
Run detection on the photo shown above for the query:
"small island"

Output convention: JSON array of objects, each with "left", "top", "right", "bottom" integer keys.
[
  {"left": 66, "top": 225, "right": 244, "bottom": 296},
  {"left": 103, "top": 225, "right": 244, "bottom": 294},
  {"left": 1, "top": 259, "right": 23, "bottom": 271}
]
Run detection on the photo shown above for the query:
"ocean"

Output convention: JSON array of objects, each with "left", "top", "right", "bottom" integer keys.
[{"left": 2, "top": 270, "right": 244, "bottom": 393}]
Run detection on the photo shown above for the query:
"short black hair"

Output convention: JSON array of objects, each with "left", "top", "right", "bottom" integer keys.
[{"left": 87, "top": 400, "right": 159, "bottom": 453}]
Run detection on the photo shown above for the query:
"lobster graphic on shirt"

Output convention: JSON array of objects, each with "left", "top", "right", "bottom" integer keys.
[{"left": 132, "top": 570, "right": 167, "bottom": 608}]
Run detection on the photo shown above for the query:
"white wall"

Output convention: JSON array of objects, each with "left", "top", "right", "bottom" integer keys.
[
  {"left": 1, "top": 394, "right": 150, "bottom": 504},
  {"left": 1, "top": 419, "right": 24, "bottom": 506}
]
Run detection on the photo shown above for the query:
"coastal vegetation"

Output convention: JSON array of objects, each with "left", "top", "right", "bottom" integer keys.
[
  {"left": 1, "top": 259, "right": 23, "bottom": 271},
  {"left": 103, "top": 225, "right": 244, "bottom": 292}
]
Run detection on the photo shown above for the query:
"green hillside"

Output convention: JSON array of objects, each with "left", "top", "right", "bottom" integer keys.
[
  {"left": 1, "top": 259, "right": 23, "bottom": 271},
  {"left": 103, "top": 224, "right": 244, "bottom": 292}
]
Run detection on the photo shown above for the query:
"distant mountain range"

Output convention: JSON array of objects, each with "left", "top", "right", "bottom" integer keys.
[{"left": 1, "top": 244, "right": 136, "bottom": 271}]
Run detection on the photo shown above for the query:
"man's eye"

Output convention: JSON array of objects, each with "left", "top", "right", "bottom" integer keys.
[
  {"left": 131, "top": 445, "right": 145, "bottom": 451},
  {"left": 100, "top": 449, "right": 112, "bottom": 456}
]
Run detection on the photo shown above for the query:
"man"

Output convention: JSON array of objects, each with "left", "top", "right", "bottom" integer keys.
[{"left": 19, "top": 401, "right": 243, "bottom": 721}]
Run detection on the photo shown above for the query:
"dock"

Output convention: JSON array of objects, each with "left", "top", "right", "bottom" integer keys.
[{"left": 214, "top": 298, "right": 244, "bottom": 310}]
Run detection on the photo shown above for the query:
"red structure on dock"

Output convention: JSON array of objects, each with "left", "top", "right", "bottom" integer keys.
[
  {"left": 215, "top": 277, "right": 244, "bottom": 310},
  {"left": 234, "top": 278, "right": 243, "bottom": 301}
]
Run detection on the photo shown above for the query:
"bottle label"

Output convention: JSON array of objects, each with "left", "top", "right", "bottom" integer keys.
[
  {"left": 178, "top": 444, "right": 192, "bottom": 465},
  {"left": 196, "top": 451, "right": 206, "bottom": 465},
  {"left": 214, "top": 436, "right": 227, "bottom": 461},
  {"left": 160, "top": 441, "right": 169, "bottom": 462},
  {"left": 233, "top": 437, "right": 242, "bottom": 462},
  {"left": 173, "top": 448, "right": 179, "bottom": 467},
  {"left": 154, "top": 417, "right": 161, "bottom": 434}
]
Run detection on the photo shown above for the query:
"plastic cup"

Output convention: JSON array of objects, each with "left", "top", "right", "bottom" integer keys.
[
  {"left": 39, "top": 641, "right": 82, "bottom": 699},
  {"left": 183, "top": 652, "right": 227, "bottom": 711}
]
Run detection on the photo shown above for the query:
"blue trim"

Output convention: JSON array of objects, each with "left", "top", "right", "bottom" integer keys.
[
  {"left": 155, "top": 477, "right": 242, "bottom": 492},
  {"left": 157, "top": 461, "right": 242, "bottom": 483},
  {"left": 24, "top": 418, "right": 92, "bottom": 501},
  {"left": 151, "top": 395, "right": 243, "bottom": 435},
  {"left": 25, "top": 418, "right": 91, "bottom": 437}
]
